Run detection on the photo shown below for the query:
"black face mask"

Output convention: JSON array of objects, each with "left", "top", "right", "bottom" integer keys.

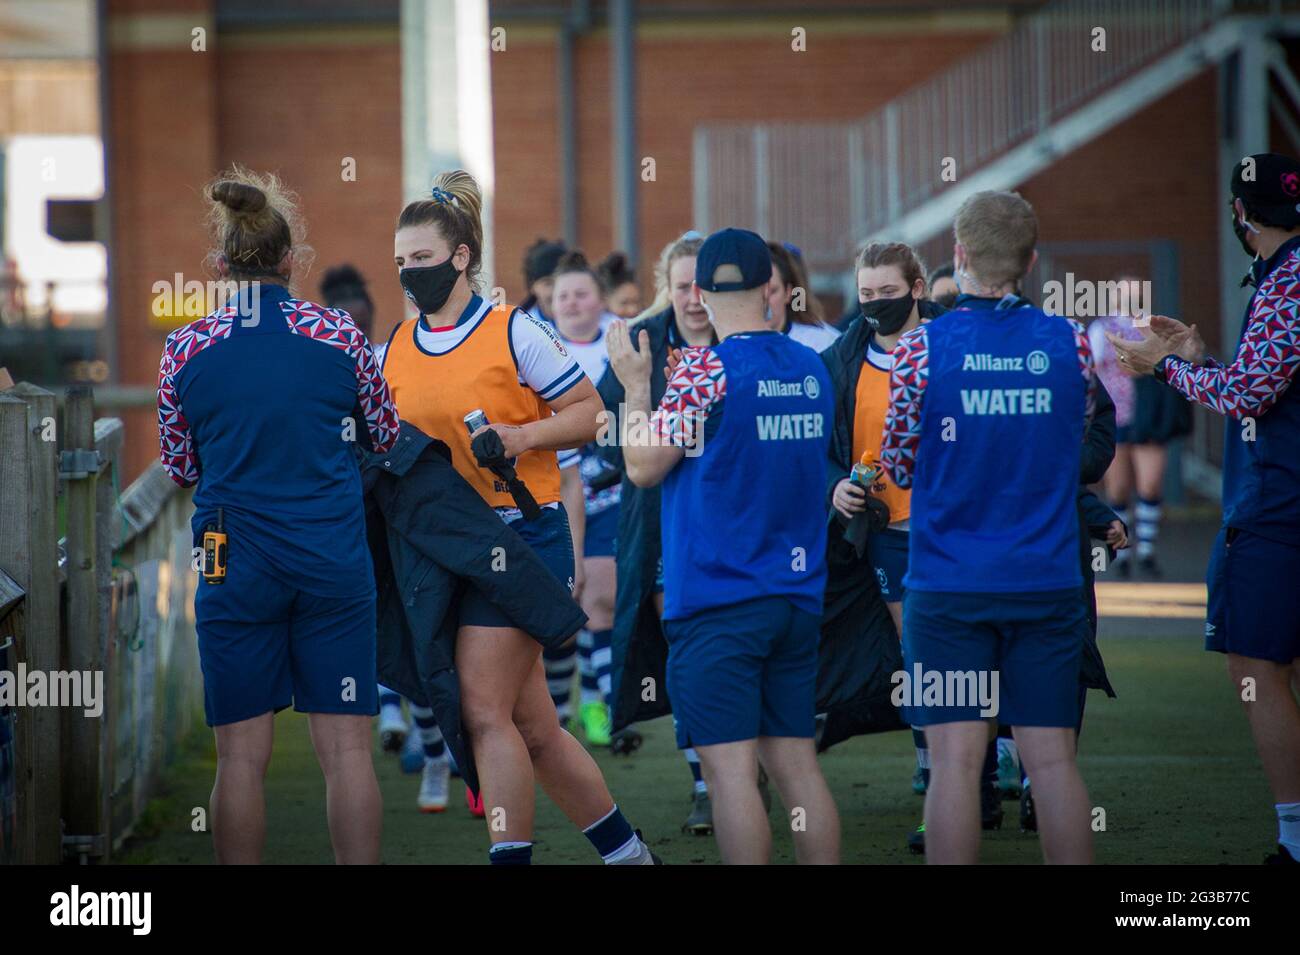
[
  {"left": 1231, "top": 210, "right": 1255, "bottom": 259},
  {"left": 933, "top": 292, "right": 958, "bottom": 310},
  {"left": 860, "top": 293, "right": 915, "bottom": 336},
  {"left": 400, "top": 259, "right": 462, "bottom": 316}
]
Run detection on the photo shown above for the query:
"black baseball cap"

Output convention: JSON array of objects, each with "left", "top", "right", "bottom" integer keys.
[
  {"left": 1231, "top": 153, "right": 1300, "bottom": 226},
  {"left": 695, "top": 228, "right": 772, "bottom": 292}
]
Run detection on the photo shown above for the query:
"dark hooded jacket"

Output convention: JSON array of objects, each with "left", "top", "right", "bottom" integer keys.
[
  {"left": 363, "top": 422, "right": 587, "bottom": 791},
  {"left": 1077, "top": 380, "right": 1119, "bottom": 698},
  {"left": 596, "top": 306, "right": 712, "bottom": 732},
  {"left": 814, "top": 308, "right": 950, "bottom": 749}
]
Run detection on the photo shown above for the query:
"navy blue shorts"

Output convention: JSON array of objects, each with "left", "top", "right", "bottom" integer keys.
[
  {"left": 195, "top": 556, "right": 378, "bottom": 727},
  {"left": 867, "top": 527, "right": 909, "bottom": 602},
  {"left": 458, "top": 504, "right": 575, "bottom": 629},
  {"left": 583, "top": 506, "right": 618, "bottom": 559},
  {"left": 652, "top": 555, "right": 664, "bottom": 595},
  {"left": 902, "top": 588, "right": 1085, "bottom": 728},
  {"left": 663, "top": 595, "right": 819, "bottom": 748},
  {"left": 1206, "top": 526, "right": 1300, "bottom": 664}
]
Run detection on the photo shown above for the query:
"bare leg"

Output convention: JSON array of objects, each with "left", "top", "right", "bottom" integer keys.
[
  {"left": 1131, "top": 442, "right": 1168, "bottom": 501},
  {"left": 581, "top": 556, "right": 616, "bottom": 632},
  {"left": 1014, "top": 725, "right": 1093, "bottom": 864},
  {"left": 513, "top": 654, "right": 620, "bottom": 828},
  {"left": 457, "top": 624, "right": 542, "bottom": 844},
  {"left": 756, "top": 736, "right": 840, "bottom": 864},
  {"left": 1102, "top": 442, "right": 1133, "bottom": 504},
  {"left": 885, "top": 600, "right": 903, "bottom": 638},
  {"left": 307, "top": 712, "right": 382, "bottom": 864},
  {"left": 695, "top": 739, "right": 769, "bottom": 863},
  {"left": 1228, "top": 654, "right": 1300, "bottom": 804},
  {"left": 921, "top": 720, "right": 987, "bottom": 864},
  {"left": 211, "top": 712, "right": 274, "bottom": 864}
]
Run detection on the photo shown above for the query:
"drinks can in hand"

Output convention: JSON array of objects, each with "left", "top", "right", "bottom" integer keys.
[{"left": 851, "top": 462, "right": 878, "bottom": 487}]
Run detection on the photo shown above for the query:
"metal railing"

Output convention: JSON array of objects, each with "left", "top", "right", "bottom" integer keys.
[{"left": 693, "top": 0, "right": 1224, "bottom": 274}]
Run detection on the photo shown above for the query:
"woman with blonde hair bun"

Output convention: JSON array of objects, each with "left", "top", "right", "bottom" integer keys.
[{"left": 157, "top": 165, "right": 399, "bottom": 864}]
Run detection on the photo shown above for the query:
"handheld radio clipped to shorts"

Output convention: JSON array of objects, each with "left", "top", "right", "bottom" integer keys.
[
  {"left": 464, "top": 410, "right": 543, "bottom": 520},
  {"left": 202, "top": 507, "right": 228, "bottom": 584}
]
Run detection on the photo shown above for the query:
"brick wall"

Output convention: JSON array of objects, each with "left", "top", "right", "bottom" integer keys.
[
  {"left": 213, "top": 31, "right": 405, "bottom": 335},
  {"left": 1019, "top": 71, "right": 1221, "bottom": 350},
  {"left": 490, "top": 16, "right": 1008, "bottom": 304},
  {"left": 106, "top": 2, "right": 403, "bottom": 479},
  {"left": 106, "top": 0, "right": 1225, "bottom": 480},
  {"left": 107, "top": 0, "right": 220, "bottom": 481}
]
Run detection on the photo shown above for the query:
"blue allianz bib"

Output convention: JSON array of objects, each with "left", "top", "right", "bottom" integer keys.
[
  {"left": 905, "top": 299, "right": 1085, "bottom": 593},
  {"left": 661, "top": 332, "right": 833, "bottom": 620}
]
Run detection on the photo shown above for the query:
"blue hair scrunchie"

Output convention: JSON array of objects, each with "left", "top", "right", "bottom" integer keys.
[{"left": 430, "top": 186, "right": 454, "bottom": 205}]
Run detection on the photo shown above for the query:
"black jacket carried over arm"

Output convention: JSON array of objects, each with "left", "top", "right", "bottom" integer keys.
[
  {"left": 814, "top": 532, "right": 909, "bottom": 750},
  {"left": 363, "top": 423, "right": 588, "bottom": 793},
  {"left": 596, "top": 306, "right": 681, "bottom": 733},
  {"left": 1076, "top": 378, "right": 1117, "bottom": 698},
  {"left": 814, "top": 312, "right": 949, "bottom": 749}
]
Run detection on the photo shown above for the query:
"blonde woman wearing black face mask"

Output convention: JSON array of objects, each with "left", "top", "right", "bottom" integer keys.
[{"left": 379, "top": 171, "right": 658, "bottom": 866}]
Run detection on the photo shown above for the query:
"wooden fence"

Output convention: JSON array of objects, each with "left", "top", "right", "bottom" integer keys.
[{"left": 0, "top": 383, "right": 202, "bottom": 864}]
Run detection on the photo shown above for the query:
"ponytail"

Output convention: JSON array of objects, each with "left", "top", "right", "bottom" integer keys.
[{"left": 397, "top": 169, "right": 485, "bottom": 292}]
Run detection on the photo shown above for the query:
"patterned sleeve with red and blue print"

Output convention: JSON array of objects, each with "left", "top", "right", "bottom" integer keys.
[
  {"left": 880, "top": 325, "right": 929, "bottom": 489},
  {"left": 880, "top": 320, "right": 1095, "bottom": 489},
  {"left": 1159, "top": 257, "right": 1300, "bottom": 419},
  {"left": 157, "top": 309, "right": 234, "bottom": 487},
  {"left": 157, "top": 299, "right": 399, "bottom": 488},
  {"left": 1069, "top": 318, "right": 1099, "bottom": 423},
  {"left": 651, "top": 346, "right": 726, "bottom": 449},
  {"left": 284, "top": 300, "right": 400, "bottom": 455}
]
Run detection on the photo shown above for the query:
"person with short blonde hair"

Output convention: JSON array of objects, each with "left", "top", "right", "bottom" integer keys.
[
  {"left": 880, "top": 190, "right": 1097, "bottom": 865},
  {"left": 952, "top": 190, "right": 1039, "bottom": 292}
]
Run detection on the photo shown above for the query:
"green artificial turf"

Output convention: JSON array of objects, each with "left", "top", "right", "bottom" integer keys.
[{"left": 116, "top": 630, "right": 1274, "bottom": 865}]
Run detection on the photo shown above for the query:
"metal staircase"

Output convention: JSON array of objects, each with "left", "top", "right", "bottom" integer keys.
[
  {"left": 694, "top": 0, "right": 1257, "bottom": 274},
  {"left": 692, "top": 0, "right": 1300, "bottom": 497}
]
